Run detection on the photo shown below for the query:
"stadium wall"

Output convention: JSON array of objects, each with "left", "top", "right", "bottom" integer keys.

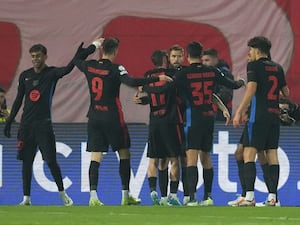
[{"left": 0, "top": 123, "right": 299, "bottom": 206}]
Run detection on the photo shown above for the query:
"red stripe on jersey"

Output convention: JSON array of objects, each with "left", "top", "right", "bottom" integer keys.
[
  {"left": 176, "top": 105, "right": 183, "bottom": 124},
  {"left": 149, "top": 81, "right": 167, "bottom": 87},
  {"left": 115, "top": 96, "right": 125, "bottom": 125},
  {"left": 87, "top": 67, "right": 109, "bottom": 75},
  {"left": 176, "top": 124, "right": 182, "bottom": 144}
]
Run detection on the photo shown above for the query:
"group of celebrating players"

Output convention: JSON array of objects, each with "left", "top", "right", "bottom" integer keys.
[{"left": 2, "top": 35, "right": 298, "bottom": 207}]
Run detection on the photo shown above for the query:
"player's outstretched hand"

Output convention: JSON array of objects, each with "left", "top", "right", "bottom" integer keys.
[
  {"left": 158, "top": 75, "right": 173, "bottom": 82},
  {"left": 92, "top": 37, "right": 105, "bottom": 48}
]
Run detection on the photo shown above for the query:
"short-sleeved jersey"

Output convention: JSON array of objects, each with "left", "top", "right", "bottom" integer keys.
[
  {"left": 247, "top": 58, "right": 287, "bottom": 122},
  {"left": 12, "top": 66, "right": 73, "bottom": 125},
  {"left": 74, "top": 58, "right": 159, "bottom": 123},
  {"left": 174, "top": 62, "right": 244, "bottom": 122},
  {"left": 142, "top": 68, "right": 183, "bottom": 125}
]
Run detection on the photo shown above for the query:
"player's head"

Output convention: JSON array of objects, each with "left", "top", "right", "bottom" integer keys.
[
  {"left": 202, "top": 48, "right": 219, "bottom": 66},
  {"left": 151, "top": 50, "right": 168, "bottom": 68},
  {"left": 186, "top": 41, "right": 203, "bottom": 62},
  {"left": 29, "top": 44, "right": 47, "bottom": 71},
  {"left": 0, "top": 87, "right": 7, "bottom": 109},
  {"left": 102, "top": 38, "right": 119, "bottom": 59},
  {"left": 279, "top": 97, "right": 296, "bottom": 125},
  {"left": 168, "top": 44, "right": 184, "bottom": 69},
  {"left": 247, "top": 36, "right": 272, "bottom": 62}
]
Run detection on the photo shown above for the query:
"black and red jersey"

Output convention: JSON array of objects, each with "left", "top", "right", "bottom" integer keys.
[
  {"left": 9, "top": 64, "right": 74, "bottom": 125},
  {"left": 174, "top": 62, "right": 243, "bottom": 122},
  {"left": 74, "top": 51, "right": 159, "bottom": 123},
  {"left": 142, "top": 68, "right": 183, "bottom": 125},
  {"left": 247, "top": 57, "right": 287, "bottom": 122}
]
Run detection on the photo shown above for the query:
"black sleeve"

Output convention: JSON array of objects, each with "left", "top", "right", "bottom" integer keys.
[
  {"left": 55, "top": 44, "right": 97, "bottom": 79},
  {"left": 215, "top": 69, "right": 244, "bottom": 89},
  {"left": 73, "top": 44, "right": 97, "bottom": 72},
  {"left": 6, "top": 73, "right": 25, "bottom": 123},
  {"left": 120, "top": 74, "right": 159, "bottom": 87}
]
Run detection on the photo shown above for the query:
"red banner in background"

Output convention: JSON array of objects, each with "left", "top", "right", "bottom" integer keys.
[
  {"left": 0, "top": 0, "right": 299, "bottom": 122},
  {"left": 276, "top": 0, "right": 300, "bottom": 102},
  {"left": 0, "top": 22, "right": 21, "bottom": 90},
  {"left": 103, "top": 17, "right": 232, "bottom": 77}
]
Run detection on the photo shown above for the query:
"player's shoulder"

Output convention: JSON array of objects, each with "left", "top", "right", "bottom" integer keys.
[
  {"left": 113, "top": 63, "right": 128, "bottom": 76},
  {"left": 20, "top": 67, "right": 37, "bottom": 78},
  {"left": 22, "top": 67, "right": 34, "bottom": 74}
]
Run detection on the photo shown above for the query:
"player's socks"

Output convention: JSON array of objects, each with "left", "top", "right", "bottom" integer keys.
[
  {"left": 89, "top": 161, "right": 100, "bottom": 190},
  {"left": 237, "top": 160, "right": 246, "bottom": 197},
  {"left": 158, "top": 169, "right": 168, "bottom": 197},
  {"left": 119, "top": 159, "right": 130, "bottom": 190},
  {"left": 203, "top": 168, "right": 213, "bottom": 200},
  {"left": 148, "top": 177, "right": 157, "bottom": 192},
  {"left": 187, "top": 166, "right": 198, "bottom": 201}
]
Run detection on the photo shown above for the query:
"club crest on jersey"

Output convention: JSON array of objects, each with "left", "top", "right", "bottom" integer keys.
[
  {"left": 118, "top": 65, "right": 128, "bottom": 76},
  {"left": 29, "top": 89, "right": 41, "bottom": 102}
]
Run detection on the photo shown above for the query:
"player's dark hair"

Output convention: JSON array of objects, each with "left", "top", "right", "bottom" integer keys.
[
  {"left": 151, "top": 50, "right": 168, "bottom": 67},
  {"left": 203, "top": 48, "right": 218, "bottom": 58},
  {"left": 187, "top": 41, "right": 203, "bottom": 58},
  {"left": 102, "top": 38, "right": 119, "bottom": 55},
  {"left": 247, "top": 36, "right": 272, "bottom": 55},
  {"left": 29, "top": 44, "right": 47, "bottom": 55}
]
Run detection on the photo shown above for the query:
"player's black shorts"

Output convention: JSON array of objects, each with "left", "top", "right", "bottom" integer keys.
[
  {"left": 187, "top": 117, "right": 214, "bottom": 152},
  {"left": 242, "top": 119, "right": 280, "bottom": 151},
  {"left": 239, "top": 126, "right": 246, "bottom": 144},
  {"left": 147, "top": 123, "right": 182, "bottom": 158},
  {"left": 17, "top": 119, "right": 57, "bottom": 162},
  {"left": 87, "top": 118, "right": 130, "bottom": 152}
]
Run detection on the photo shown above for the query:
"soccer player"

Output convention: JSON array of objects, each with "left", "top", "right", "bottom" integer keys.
[
  {"left": 73, "top": 38, "right": 172, "bottom": 206},
  {"left": 167, "top": 44, "right": 190, "bottom": 205},
  {"left": 229, "top": 97, "right": 298, "bottom": 207},
  {"left": 135, "top": 49, "right": 183, "bottom": 206},
  {"left": 0, "top": 87, "right": 10, "bottom": 123},
  {"left": 202, "top": 48, "right": 234, "bottom": 121},
  {"left": 3, "top": 43, "right": 81, "bottom": 206},
  {"left": 174, "top": 41, "right": 245, "bottom": 206},
  {"left": 233, "top": 36, "right": 289, "bottom": 206}
]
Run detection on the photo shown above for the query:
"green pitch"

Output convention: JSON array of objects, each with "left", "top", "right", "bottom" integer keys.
[{"left": 0, "top": 206, "right": 299, "bottom": 225}]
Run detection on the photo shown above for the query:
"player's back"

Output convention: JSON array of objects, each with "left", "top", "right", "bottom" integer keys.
[
  {"left": 176, "top": 63, "right": 217, "bottom": 118},
  {"left": 83, "top": 59, "right": 123, "bottom": 121},
  {"left": 143, "top": 68, "right": 181, "bottom": 124},
  {"left": 247, "top": 58, "right": 286, "bottom": 122}
]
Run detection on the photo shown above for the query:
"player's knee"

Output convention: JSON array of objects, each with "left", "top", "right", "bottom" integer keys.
[
  {"left": 118, "top": 148, "right": 130, "bottom": 159},
  {"left": 91, "top": 152, "right": 103, "bottom": 162},
  {"left": 234, "top": 144, "right": 244, "bottom": 161}
]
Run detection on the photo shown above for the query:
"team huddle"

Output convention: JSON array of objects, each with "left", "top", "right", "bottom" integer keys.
[{"left": 2, "top": 35, "right": 296, "bottom": 207}]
